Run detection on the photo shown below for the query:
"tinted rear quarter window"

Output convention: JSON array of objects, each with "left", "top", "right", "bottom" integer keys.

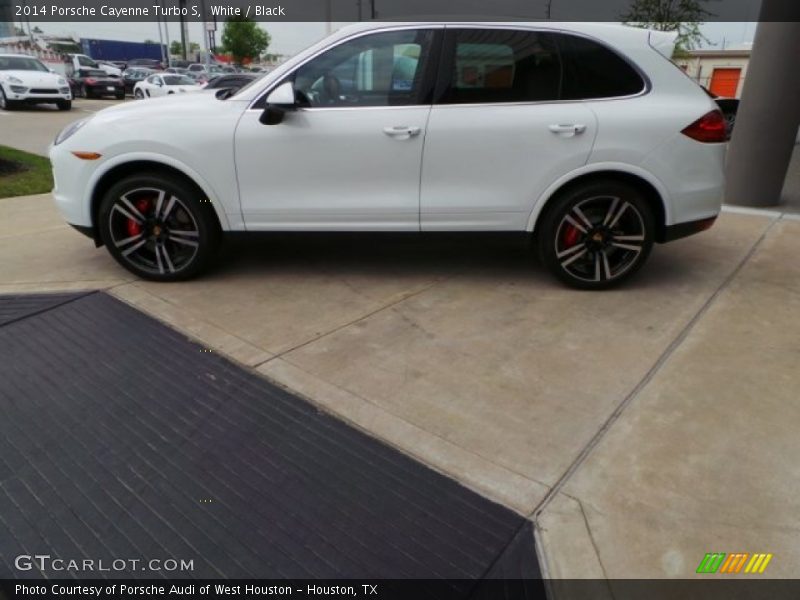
[{"left": 557, "top": 34, "right": 645, "bottom": 99}]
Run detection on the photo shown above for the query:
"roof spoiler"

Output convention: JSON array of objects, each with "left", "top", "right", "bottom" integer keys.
[{"left": 648, "top": 30, "right": 679, "bottom": 58}]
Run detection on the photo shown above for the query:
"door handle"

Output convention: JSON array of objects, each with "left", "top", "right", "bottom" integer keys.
[
  {"left": 549, "top": 124, "right": 587, "bottom": 135},
  {"left": 383, "top": 126, "right": 421, "bottom": 140}
]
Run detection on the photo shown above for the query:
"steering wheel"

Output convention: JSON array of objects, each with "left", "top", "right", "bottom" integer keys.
[{"left": 320, "top": 74, "right": 342, "bottom": 105}]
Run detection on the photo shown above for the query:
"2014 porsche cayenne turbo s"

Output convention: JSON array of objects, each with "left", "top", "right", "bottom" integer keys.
[{"left": 49, "top": 22, "right": 726, "bottom": 289}]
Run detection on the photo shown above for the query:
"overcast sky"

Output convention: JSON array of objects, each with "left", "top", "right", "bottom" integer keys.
[{"left": 22, "top": 21, "right": 760, "bottom": 56}]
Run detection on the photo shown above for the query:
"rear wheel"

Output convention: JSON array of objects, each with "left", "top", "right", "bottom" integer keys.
[
  {"left": 98, "top": 173, "right": 220, "bottom": 281},
  {"left": 134, "top": 88, "right": 144, "bottom": 99},
  {"left": 537, "top": 180, "right": 655, "bottom": 290}
]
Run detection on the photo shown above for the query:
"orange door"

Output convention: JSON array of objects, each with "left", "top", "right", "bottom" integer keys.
[{"left": 709, "top": 68, "right": 741, "bottom": 98}]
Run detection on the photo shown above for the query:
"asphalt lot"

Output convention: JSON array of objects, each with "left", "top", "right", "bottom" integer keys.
[
  {"left": 1, "top": 101, "right": 800, "bottom": 583},
  {"left": 0, "top": 97, "right": 127, "bottom": 156}
]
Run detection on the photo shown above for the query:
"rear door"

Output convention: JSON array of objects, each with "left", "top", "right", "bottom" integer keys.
[{"left": 420, "top": 27, "right": 597, "bottom": 231}]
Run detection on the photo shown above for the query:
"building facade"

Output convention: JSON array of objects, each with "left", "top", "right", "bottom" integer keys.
[{"left": 675, "top": 48, "right": 752, "bottom": 99}]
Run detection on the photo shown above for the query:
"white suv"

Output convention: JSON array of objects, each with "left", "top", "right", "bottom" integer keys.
[{"left": 50, "top": 22, "right": 726, "bottom": 289}]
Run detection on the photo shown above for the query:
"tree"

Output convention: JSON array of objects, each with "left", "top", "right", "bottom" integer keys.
[
  {"left": 221, "top": 18, "right": 270, "bottom": 64},
  {"left": 169, "top": 40, "right": 183, "bottom": 56},
  {"left": 621, "top": 0, "right": 713, "bottom": 57}
]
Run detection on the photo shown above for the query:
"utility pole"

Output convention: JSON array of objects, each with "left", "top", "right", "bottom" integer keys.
[{"left": 179, "top": 0, "right": 187, "bottom": 59}]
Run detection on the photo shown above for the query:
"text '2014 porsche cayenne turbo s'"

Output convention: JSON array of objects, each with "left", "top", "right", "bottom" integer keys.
[{"left": 50, "top": 22, "right": 726, "bottom": 289}]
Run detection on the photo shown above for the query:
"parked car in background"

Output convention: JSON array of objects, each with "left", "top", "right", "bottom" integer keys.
[
  {"left": 184, "top": 71, "right": 209, "bottom": 85},
  {"left": 201, "top": 73, "right": 260, "bottom": 93},
  {"left": 127, "top": 58, "right": 164, "bottom": 70},
  {"left": 60, "top": 53, "right": 122, "bottom": 78},
  {"left": 107, "top": 60, "right": 128, "bottom": 71},
  {"left": 70, "top": 68, "right": 125, "bottom": 99},
  {"left": 165, "top": 67, "right": 189, "bottom": 75},
  {"left": 171, "top": 60, "right": 192, "bottom": 69},
  {"left": 0, "top": 53, "right": 72, "bottom": 110},
  {"left": 121, "top": 67, "right": 155, "bottom": 94},
  {"left": 133, "top": 73, "right": 200, "bottom": 99},
  {"left": 50, "top": 22, "right": 726, "bottom": 288}
]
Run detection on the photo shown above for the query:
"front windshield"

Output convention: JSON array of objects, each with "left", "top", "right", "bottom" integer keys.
[
  {"left": 0, "top": 56, "right": 49, "bottom": 72},
  {"left": 164, "top": 75, "right": 196, "bottom": 86}
]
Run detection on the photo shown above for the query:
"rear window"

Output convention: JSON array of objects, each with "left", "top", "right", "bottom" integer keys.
[{"left": 556, "top": 34, "right": 645, "bottom": 99}]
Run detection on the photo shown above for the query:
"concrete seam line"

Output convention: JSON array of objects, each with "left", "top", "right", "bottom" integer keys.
[
  {"left": 253, "top": 275, "right": 452, "bottom": 368},
  {"left": 577, "top": 497, "right": 612, "bottom": 583},
  {"left": 530, "top": 214, "right": 781, "bottom": 523}
]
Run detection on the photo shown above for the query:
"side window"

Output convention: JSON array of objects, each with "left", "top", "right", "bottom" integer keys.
[
  {"left": 78, "top": 55, "right": 96, "bottom": 68},
  {"left": 291, "top": 29, "right": 433, "bottom": 108},
  {"left": 556, "top": 34, "right": 645, "bottom": 99},
  {"left": 438, "top": 29, "right": 561, "bottom": 104}
]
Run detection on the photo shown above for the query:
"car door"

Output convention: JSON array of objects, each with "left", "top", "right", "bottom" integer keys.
[
  {"left": 234, "top": 27, "right": 441, "bottom": 231},
  {"left": 420, "top": 27, "right": 598, "bottom": 231}
]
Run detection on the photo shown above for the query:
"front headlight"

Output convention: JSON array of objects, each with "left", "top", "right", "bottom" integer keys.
[
  {"left": 8, "top": 76, "right": 23, "bottom": 84},
  {"left": 58, "top": 77, "right": 67, "bottom": 86},
  {"left": 54, "top": 117, "right": 90, "bottom": 146}
]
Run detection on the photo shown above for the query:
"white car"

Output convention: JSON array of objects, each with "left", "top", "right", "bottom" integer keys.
[
  {"left": 50, "top": 22, "right": 726, "bottom": 289},
  {"left": 0, "top": 54, "right": 72, "bottom": 111},
  {"left": 133, "top": 73, "right": 201, "bottom": 99}
]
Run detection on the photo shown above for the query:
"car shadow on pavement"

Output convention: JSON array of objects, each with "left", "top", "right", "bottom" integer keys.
[{"left": 212, "top": 232, "right": 694, "bottom": 290}]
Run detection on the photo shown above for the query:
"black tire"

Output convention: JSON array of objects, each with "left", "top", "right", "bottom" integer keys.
[
  {"left": 537, "top": 180, "right": 655, "bottom": 290},
  {"left": 57, "top": 100, "right": 72, "bottom": 111},
  {"left": 98, "top": 173, "right": 220, "bottom": 281},
  {"left": 134, "top": 88, "right": 144, "bottom": 99},
  {"left": 0, "top": 87, "right": 16, "bottom": 110},
  {"left": 115, "top": 91, "right": 125, "bottom": 100}
]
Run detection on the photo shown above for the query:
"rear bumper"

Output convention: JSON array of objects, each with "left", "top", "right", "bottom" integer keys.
[{"left": 659, "top": 216, "right": 718, "bottom": 243}]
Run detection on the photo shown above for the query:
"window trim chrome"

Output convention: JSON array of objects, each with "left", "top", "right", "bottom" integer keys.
[{"left": 247, "top": 23, "right": 652, "bottom": 113}]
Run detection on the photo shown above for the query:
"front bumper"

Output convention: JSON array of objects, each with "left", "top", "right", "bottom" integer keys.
[{"left": 4, "top": 84, "right": 72, "bottom": 103}]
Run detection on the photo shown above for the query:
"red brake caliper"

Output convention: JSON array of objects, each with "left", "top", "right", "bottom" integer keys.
[
  {"left": 126, "top": 198, "right": 151, "bottom": 237},
  {"left": 562, "top": 224, "right": 580, "bottom": 248}
]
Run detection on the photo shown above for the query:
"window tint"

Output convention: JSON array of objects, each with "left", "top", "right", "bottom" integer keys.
[
  {"left": 439, "top": 29, "right": 561, "bottom": 104},
  {"left": 557, "top": 34, "right": 645, "bottom": 99},
  {"left": 292, "top": 29, "right": 433, "bottom": 107}
]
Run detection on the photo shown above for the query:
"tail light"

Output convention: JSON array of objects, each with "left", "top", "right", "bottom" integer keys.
[
  {"left": 85, "top": 78, "right": 97, "bottom": 85},
  {"left": 681, "top": 110, "right": 727, "bottom": 143}
]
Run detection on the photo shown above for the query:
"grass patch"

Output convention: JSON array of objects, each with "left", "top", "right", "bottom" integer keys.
[{"left": 0, "top": 145, "right": 53, "bottom": 199}]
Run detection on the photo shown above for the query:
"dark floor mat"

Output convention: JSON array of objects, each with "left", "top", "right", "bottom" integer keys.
[
  {"left": 0, "top": 292, "right": 89, "bottom": 327},
  {"left": 0, "top": 292, "right": 541, "bottom": 596}
]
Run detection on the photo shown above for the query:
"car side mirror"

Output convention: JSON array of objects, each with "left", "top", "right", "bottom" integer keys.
[{"left": 260, "top": 81, "right": 297, "bottom": 126}]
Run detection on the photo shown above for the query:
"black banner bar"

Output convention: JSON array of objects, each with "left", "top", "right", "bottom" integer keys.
[{"left": 3, "top": 0, "right": 797, "bottom": 23}]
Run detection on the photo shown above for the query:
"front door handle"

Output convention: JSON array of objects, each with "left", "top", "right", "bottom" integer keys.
[
  {"left": 383, "top": 126, "right": 421, "bottom": 140},
  {"left": 549, "top": 124, "right": 587, "bottom": 136}
]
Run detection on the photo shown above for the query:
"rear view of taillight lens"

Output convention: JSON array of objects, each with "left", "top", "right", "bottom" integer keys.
[{"left": 681, "top": 110, "right": 727, "bottom": 143}]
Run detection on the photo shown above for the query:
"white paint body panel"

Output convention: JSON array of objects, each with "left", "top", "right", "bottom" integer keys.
[{"left": 49, "top": 21, "right": 725, "bottom": 237}]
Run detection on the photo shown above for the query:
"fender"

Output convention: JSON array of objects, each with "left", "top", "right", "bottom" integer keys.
[
  {"left": 84, "top": 151, "right": 237, "bottom": 231},
  {"left": 525, "top": 162, "right": 673, "bottom": 232}
]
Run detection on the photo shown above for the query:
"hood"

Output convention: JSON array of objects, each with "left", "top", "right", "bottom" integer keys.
[
  {"left": 92, "top": 88, "right": 243, "bottom": 121},
  {"left": 1, "top": 70, "right": 67, "bottom": 86}
]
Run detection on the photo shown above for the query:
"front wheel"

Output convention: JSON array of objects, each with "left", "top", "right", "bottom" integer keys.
[
  {"left": 98, "top": 174, "right": 220, "bottom": 281},
  {"left": 0, "top": 87, "right": 16, "bottom": 110},
  {"left": 134, "top": 88, "right": 144, "bottom": 99},
  {"left": 537, "top": 180, "right": 654, "bottom": 290},
  {"left": 57, "top": 100, "right": 72, "bottom": 111}
]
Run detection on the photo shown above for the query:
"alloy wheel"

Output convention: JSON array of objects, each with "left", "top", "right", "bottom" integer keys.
[
  {"left": 554, "top": 195, "right": 646, "bottom": 284},
  {"left": 107, "top": 187, "right": 200, "bottom": 276}
]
